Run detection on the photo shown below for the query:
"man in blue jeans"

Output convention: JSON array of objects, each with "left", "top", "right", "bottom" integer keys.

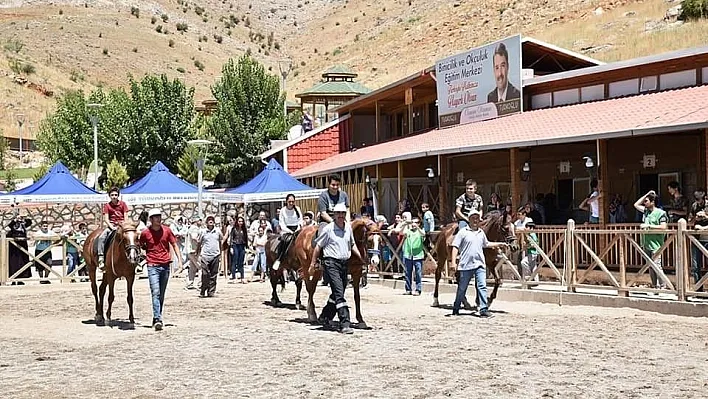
[
  {"left": 139, "top": 209, "right": 183, "bottom": 331},
  {"left": 450, "top": 210, "right": 507, "bottom": 317}
]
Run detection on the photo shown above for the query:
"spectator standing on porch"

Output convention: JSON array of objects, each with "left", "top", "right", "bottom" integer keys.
[
  {"left": 634, "top": 191, "right": 669, "bottom": 290},
  {"left": 689, "top": 190, "right": 708, "bottom": 291},
  {"left": 665, "top": 181, "right": 688, "bottom": 223},
  {"left": 422, "top": 202, "right": 435, "bottom": 235}
]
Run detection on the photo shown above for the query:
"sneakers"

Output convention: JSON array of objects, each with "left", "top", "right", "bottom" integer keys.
[
  {"left": 340, "top": 325, "right": 354, "bottom": 335},
  {"left": 413, "top": 291, "right": 421, "bottom": 296},
  {"left": 403, "top": 291, "right": 412, "bottom": 295},
  {"left": 153, "top": 320, "right": 163, "bottom": 331},
  {"left": 185, "top": 283, "right": 195, "bottom": 290},
  {"left": 478, "top": 311, "right": 494, "bottom": 318}
]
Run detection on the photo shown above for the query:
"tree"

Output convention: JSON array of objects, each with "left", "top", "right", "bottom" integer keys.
[
  {"left": 36, "top": 74, "right": 197, "bottom": 180},
  {"left": 32, "top": 163, "right": 49, "bottom": 182},
  {"left": 0, "top": 133, "right": 8, "bottom": 170},
  {"left": 4, "top": 170, "right": 17, "bottom": 192},
  {"left": 207, "top": 55, "right": 287, "bottom": 185},
  {"left": 105, "top": 158, "right": 129, "bottom": 189},
  {"left": 177, "top": 145, "right": 217, "bottom": 184}
]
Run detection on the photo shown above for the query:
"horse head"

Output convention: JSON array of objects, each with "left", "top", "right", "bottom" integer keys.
[
  {"left": 484, "top": 210, "right": 519, "bottom": 253},
  {"left": 351, "top": 219, "right": 381, "bottom": 266},
  {"left": 117, "top": 222, "right": 140, "bottom": 265}
]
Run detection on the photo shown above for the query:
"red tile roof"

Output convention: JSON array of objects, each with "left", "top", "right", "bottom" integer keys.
[
  {"left": 288, "top": 123, "right": 341, "bottom": 172},
  {"left": 292, "top": 85, "right": 708, "bottom": 177}
]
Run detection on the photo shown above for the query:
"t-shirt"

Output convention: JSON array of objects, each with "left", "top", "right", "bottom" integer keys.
[
  {"left": 249, "top": 219, "right": 272, "bottom": 237},
  {"left": 455, "top": 193, "right": 483, "bottom": 221},
  {"left": 588, "top": 191, "right": 600, "bottom": 218},
  {"left": 690, "top": 201, "right": 708, "bottom": 227},
  {"left": 139, "top": 225, "right": 176, "bottom": 265},
  {"left": 231, "top": 226, "right": 248, "bottom": 245},
  {"left": 315, "top": 222, "right": 354, "bottom": 260},
  {"left": 199, "top": 228, "right": 223, "bottom": 259},
  {"left": 254, "top": 233, "right": 268, "bottom": 252},
  {"left": 279, "top": 206, "right": 303, "bottom": 234},
  {"left": 451, "top": 227, "right": 489, "bottom": 271},
  {"left": 103, "top": 201, "right": 129, "bottom": 226},
  {"left": 423, "top": 210, "right": 435, "bottom": 233},
  {"left": 317, "top": 190, "right": 350, "bottom": 223},
  {"left": 666, "top": 194, "right": 689, "bottom": 222},
  {"left": 402, "top": 228, "right": 425, "bottom": 260},
  {"left": 526, "top": 232, "right": 539, "bottom": 255},
  {"left": 642, "top": 208, "right": 668, "bottom": 253}
]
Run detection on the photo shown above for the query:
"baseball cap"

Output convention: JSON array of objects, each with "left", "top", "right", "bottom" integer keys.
[
  {"left": 148, "top": 208, "right": 162, "bottom": 218},
  {"left": 333, "top": 203, "right": 347, "bottom": 213}
]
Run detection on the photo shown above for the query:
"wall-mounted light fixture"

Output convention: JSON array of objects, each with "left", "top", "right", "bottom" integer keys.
[
  {"left": 521, "top": 161, "right": 531, "bottom": 181},
  {"left": 425, "top": 167, "right": 435, "bottom": 180}
]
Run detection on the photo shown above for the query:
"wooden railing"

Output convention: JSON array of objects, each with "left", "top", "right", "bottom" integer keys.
[
  {"left": 368, "top": 220, "right": 707, "bottom": 302},
  {"left": 0, "top": 232, "right": 87, "bottom": 284}
]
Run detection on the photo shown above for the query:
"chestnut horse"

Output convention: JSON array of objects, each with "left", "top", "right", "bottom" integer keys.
[
  {"left": 266, "top": 219, "right": 380, "bottom": 327},
  {"left": 431, "top": 211, "right": 518, "bottom": 308},
  {"left": 83, "top": 223, "right": 140, "bottom": 326}
]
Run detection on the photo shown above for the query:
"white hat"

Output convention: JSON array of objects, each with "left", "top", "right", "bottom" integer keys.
[
  {"left": 333, "top": 203, "right": 347, "bottom": 213},
  {"left": 469, "top": 210, "right": 482, "bottom": 217},
  {"left": 148, "top": 208, "right": 162, "bottom": 218}
]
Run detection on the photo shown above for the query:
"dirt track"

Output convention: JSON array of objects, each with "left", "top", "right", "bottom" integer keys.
[{"left": 1, "top": 277, "right": 707, "bottom": 398}]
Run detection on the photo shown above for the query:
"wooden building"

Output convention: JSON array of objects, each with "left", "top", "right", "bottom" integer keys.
[
  {"left": 295, "top": 65, "right": 371, "bottom": 123},
  {"left": 262, "top": 39, "right": 708, "bottom": 225}
]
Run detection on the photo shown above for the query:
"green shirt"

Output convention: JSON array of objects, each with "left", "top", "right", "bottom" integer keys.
[
  {"left": 526, "top": 232, "right": 538, "bottom": 255},
  {"left": 642, "top": 208, "right": 668, "bottom": 252},
  {"left": 402, "top": 228, "right": 425, "bottom": 260}
]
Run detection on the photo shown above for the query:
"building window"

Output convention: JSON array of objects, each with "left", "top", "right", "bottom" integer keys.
[
  {"left": 412, "top": 105, "right": 425, "bottom": 132},
  {"left": 553, "top": 88, "right": 579, "bottom": 106},
  {"left": 581, "top": 84, "right": 604, "bottom": 102},
  {"left": 640, "top": 76, "right": 658, "bottom": 92},
  {"left": 703, "top": 67, "right": 708, "bottom": 85},
  {"left": 531, "top": 93, "right": 552, "bottom": 109},
  {"left": 428, "top": 102, "right": 438, "bottom": 128},
  {"left": 609, "top": 78, "right": 639, "bottom": 98},
  {"left": 660, "top": 69, "right": 696, "bottom": 90}
]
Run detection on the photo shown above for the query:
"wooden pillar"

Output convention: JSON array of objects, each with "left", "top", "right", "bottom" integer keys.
[
  {"left": 510, "top": 148, "right": 521, "bottom": 212},
  {"left": 375, "top": 100, "right": 380, "bottom": 143},
  {"left": 397, "top": 161, "right": 404, "bottom": 205},
  {"left": 439, "top": 154, "right": 449, "bottom": 223},
  {"left": 375, "top": 164, "right": 382, "bottom": 216},
  {"left": 407, "top": 103, "right": 413, "bottom": 135},
  {"left": 704, "top": 129, "right": 708, "bottom": 190},
  {"left": 598, "top": 139, "right": 609, "bottom": 225},
  {"left": 324, "top": 99, "right": 329, "bottom": 123}
]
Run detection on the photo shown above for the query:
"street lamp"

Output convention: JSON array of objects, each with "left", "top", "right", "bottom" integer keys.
[
  {"left": 187, "top": 139, "right": 213, "bottom": 218},
  {"left": 15, "top": 114, "right": 25, "bottom": 161},
  {"left": 87, "top": 103, "right": 103, "bottom": 189},
  {"left": 278, "top": 59, "right": 292, "bottom": 119}
]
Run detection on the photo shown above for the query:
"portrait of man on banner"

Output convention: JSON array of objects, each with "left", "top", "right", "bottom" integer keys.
[{"left": 487, "top": 42, "right": 521, "bottom": 104}]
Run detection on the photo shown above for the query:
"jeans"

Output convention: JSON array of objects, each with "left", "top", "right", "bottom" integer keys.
[
  {"left": 200, "top": 256, "right": 219, "bottom": 296},
  {"left": 521, "top": 253, "right": 538, "bottom": 281},
  {"left": 319, "top": 257, "right": 351, "bottom": 328},
  {"left": 453, "top": 267, "right": 488, "bottom": 314},
  {"left": 404, "top": 258, "right": 423, "bottom": 293},
  {"left": 690, "top": 240, "right": 708, "bottom": 291},
  {"left": 645, "top": 249, "right": 665, "bottom": 289},
  {"left": 230, "top": 244, "right": 246, "bottom": 279},
  {"left": 589, "top": 216, "right": 600, "bottom": 224},
  {"left": 252, "top": 250, "right": 267, "bottom": 274},
  {"left": 147, "top": 264, "right": 171, "bottom": 322},
  {"left": 67, "top": 252, "right": 80, "bottom": 275}
]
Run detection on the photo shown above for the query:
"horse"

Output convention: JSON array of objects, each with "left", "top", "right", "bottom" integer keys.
[
  {"left": 83, "top": 222, "right": 140, "bottom": 326},
  {"left": 266, "top": 219, "right": 381, "bottom": 328},
  {"left": 265, "top": 231, "right": 305, "bottom": 310},
  {"left": 431, "top": 210, "right": 519, "bottom": 309}
]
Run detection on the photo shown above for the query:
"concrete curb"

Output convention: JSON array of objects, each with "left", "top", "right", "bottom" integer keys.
[{"left": 368, "top": 278, "right": 708, "bottom": 318}]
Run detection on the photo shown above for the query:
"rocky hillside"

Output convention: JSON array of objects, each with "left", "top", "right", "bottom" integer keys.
[{"left": 0, "top": 0, "right": 706, "bottom": 145}]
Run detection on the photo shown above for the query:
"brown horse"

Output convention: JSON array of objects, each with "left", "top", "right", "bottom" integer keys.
[
  {"left": 265, "top": 231, "right": 305, "bottom": 310},
  {"left": 83, "top": 222, "right": 140, "bottom": 326},
  {"left": 431, "top": 211, "right": 518, "bottom": 309},
  {"left": 266, "top": 219, "right": 380, "bottom": 327}
]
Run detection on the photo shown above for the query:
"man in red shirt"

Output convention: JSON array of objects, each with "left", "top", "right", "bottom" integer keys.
[
  {"left": 97, "top": 187, "right": 130, "bottom": 271},
  {"left": 139, "top": 208, "right": 183, "bottom": 331}
]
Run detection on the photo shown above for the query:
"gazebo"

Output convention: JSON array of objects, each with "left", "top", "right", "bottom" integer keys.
[{"left": 295, "top": 65, "right": 371, "bottom": 123}]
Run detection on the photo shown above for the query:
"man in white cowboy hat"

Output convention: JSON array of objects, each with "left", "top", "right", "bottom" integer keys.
[
  {"left": 310, "top": 202, "right": 365, "bottom": 334},
  {"left": 450, "top": 209, "right": 507, "bottom": 317},
  {"left": 138, "top": 208, "right": 183, "bottom": 331}
]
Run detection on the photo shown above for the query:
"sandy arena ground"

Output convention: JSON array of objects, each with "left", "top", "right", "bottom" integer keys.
[{"left": 1, "top": 276, "right": 707, "bottom": 399}]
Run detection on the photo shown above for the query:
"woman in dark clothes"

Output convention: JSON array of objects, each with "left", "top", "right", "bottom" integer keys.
[{"left": 7, "top": 216, "right": 33, "bottom": 284}]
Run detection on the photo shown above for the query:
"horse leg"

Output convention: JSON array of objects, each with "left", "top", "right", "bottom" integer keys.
[
  {"left": 106, "top": 279, "right": 115, "bottom": 326},
  {"left": 90, "top": 267, "right": 103, "bottom": 323},
  {"left": 97, "top": 278, "right": 108, "bottom": 325},
  {"left": 295, "top": 276, "right": 305, "bottom": 310},
  {"left": 305, "top": 276, "right": 318, "bottom": 322},
  {"left": 350, "top": 268, "right": 367, "bottom": 328},
  {"left": 126, "top": 274, "right": 135, "bottom": 324},
  {"left": 487, "top": 267, "right": 502, "bottom": 308},
  {"left": 270, "top": 271, "right": 281, "bottom": 306},
  {"left": 432, "top": 264, "right": 441, "bottom": 307}
]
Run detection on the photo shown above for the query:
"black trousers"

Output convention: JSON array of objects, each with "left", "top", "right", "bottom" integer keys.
[
  {"left": 319, "top": 257, "right": 351, "bottom": 327},
  {"left": 200, "top": 255, "right": 220, "bottom": 296}
]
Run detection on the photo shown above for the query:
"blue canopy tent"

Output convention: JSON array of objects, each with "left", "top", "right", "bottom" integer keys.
[
  {"left": 121, "top": 161, "right": 204, "bottom": 204},
  {"left": 1, "top": 161, "right": 104, "bottom": 205},
  {"left": 215, "top": 159, "right": 323, "bottom": 203}
]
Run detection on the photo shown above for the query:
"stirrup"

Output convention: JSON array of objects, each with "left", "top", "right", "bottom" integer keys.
[
  {"left": 98, "top": 256, "right": 106, "bottom": 271},
  {"left": 272, "top": 260, "right": 281, "bottom": 271}
]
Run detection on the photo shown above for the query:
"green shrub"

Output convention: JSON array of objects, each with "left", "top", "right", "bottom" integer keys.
[
  {"left": 680, "top": 0, "right": 708, "bottom": 20},
  {"left": 3, "top": 39, "right": 24, "bottom": 53},
  {"left": 194, "top": 60, "right": 205, "bottom": 70},
  {"left": 102, "top": 48, "right": 109, "bottom": 55},
  {"left": 151, "top": 15, "right": 157, "bottom": 24},
  {"left": 156, "top": 25, "right": 163, "bottom": 33},
  {"left": 176, "top": 66, "right": 186, "bottom": 73},
  {"left": 169, "top": 39, "right": 175, "bottom": 47},
  {"left": 176, "top": 22, "right": 188, "bottom": 32},
  {"left": 130, "top": 6, "right": 139, "bottom": 18},
  {"left": 214, "top": 34, "right": 223, "bottom": 43},
  {"left": 161, "top": 13, "right": 169, "bottom": 22}
]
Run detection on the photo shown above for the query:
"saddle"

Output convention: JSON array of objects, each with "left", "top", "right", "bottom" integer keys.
[{"left": 94, "top": 229, "right": 117, "bottom": 255}]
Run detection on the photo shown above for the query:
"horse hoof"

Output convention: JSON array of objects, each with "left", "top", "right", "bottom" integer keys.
[
  {"left": 296, "top": 303, "right": 305, "bottom": 311},
  {"left": 356, "top": 321, "right": 368, "bottom": 330},
  {"left": 431, "top": 298, "right": 439, "bottom": 307},
  {"left": 95, "top": 315, "right": 105, "bottom": 325}
]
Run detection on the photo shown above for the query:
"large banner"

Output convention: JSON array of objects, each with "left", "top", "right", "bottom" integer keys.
[{"left": 436, "top": 35, "right": 522, "bottom": 128}]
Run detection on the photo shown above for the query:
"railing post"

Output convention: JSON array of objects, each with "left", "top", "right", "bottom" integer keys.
[
  {"left": 62, "top": 238, "right": 68, "bottom": 284},
  {"left": 676, "top": 219, "right": 687, "bottom": 301},
  {"left": 565, "top": 219, "right": 576, "bottom": 293},
  {"left": 618, "top": 233, "right": 628, "bottom": 297},
  {"left": 0, "top": 230, "right": 6, "bottom": 285}
]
